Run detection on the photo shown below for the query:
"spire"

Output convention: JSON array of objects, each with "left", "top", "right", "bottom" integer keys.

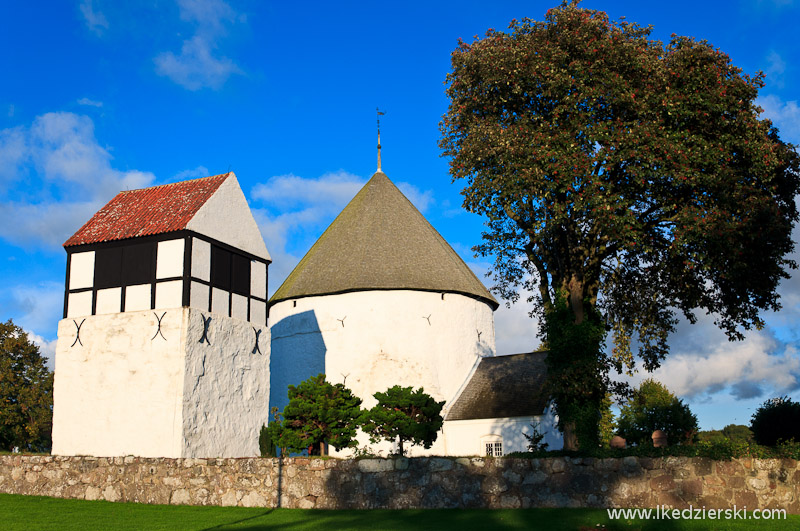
[{"left": 376, "top": 107, "right": 385, "bottom": 172}]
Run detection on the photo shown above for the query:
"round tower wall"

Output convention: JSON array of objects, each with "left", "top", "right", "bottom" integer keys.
[{"left": 269, "top": 290, "right": 495, "bottom": 426}]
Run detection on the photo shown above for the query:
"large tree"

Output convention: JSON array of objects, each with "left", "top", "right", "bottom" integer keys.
[
  {"left": 0, "top": 320, "right": 53, "bottom": 452},
  {"left": 439, "top": 2, "right": 800, "bottom": 449}
]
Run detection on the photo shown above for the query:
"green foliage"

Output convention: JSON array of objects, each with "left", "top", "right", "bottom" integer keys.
[
  {"left": 361, "top": 386, "right": 445, "bottom": 456},
  {"left": 0, "top": 320, "right": 53, "bottom": 452},
  {"left": 541, "top": 294, "right": 609, "bottom": 449},
  {"left": 523, "top": 422, "right": 549, "bottom": 452},
  {"left": 750, "top": 396, "right": 800, "bottom": 446},
  {"left": 508, "top": 438, "right": 800, "bottom": 461},
  {"left": 439, "top": 1, "right": 800, "bottom": 450},
  {"left": 617, "top": 379, "right": 698, "bottom": 446},
  {"left": 598, "top": 393, "right": 616, "bottom": 448},
  {"left": 698, "top": 424, "right": 753, "bottom": 444},
  {"left": 274, "top": 374, "right": 362, "bottom": 453},
  {"left": 259, "top": 421, "right": 281, "bottom": 458}
]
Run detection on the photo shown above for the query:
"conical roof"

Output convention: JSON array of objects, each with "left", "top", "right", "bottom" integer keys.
[{"left": 270, "top": 172, "right": 498, "bottom": 309}]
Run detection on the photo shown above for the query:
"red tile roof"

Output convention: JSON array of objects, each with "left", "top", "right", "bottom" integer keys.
[{"left": 64, "top": 173, "right": 231, "bottom": 247}]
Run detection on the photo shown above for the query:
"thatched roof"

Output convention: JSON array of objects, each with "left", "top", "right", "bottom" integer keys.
[
  {"left": 270, "top": 171, "right": 498, "bottom": 308},
  {"left": 445, "top": 352, "right": 549, "bottom": 421}
]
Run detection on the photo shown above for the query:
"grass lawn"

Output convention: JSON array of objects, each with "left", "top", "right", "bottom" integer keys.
[{"left": 1, "top": 494, "right": 797, "bottom": 530}]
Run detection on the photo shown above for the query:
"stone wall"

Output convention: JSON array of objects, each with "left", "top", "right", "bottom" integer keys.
[{"left": 0, "top": 455, "right": 797, "bottom": 512}]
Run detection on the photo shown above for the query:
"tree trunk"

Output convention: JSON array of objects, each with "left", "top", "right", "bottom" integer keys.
[
  {"left": 563, "top": 421, "right": 579, "bottom": 451},
  {"left": 398, "top": 438, "right": 404, "bottom": 456}
]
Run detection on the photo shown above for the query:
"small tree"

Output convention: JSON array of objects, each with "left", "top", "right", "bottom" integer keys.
[
  {"left": 361, "top": 386, "right": 445, "bottom": 455},
  {"left": 598, "top": 393, "right": 617, "bottom": 448},
  {"left": 750, "top": 396, "right": 800, "bottom": 446},
  {"left": 275, "top": 374, "right": 362, "bottom": 454},
  {"left": 617, "top": 379, "right": 698, "bottom": 446},
  {"left": 259, "top": 407, "right": 282, "bottom": 457},
  {"left": 0, "top": 320, "right": 53, "bottom": 452}
]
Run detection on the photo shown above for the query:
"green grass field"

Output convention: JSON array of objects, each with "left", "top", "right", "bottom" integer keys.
[{"left": 1, "top": 494, "right": 797, "bottom": 530}]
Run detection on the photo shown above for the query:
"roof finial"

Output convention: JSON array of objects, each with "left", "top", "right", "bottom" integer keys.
[{"left": 376, "top": 107, "right": 385, "bottom": 172}]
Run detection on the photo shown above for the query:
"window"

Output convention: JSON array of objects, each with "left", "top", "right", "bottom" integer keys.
[
  {"left": 94, "top": 242, "right": 155, "bottom": 289},
  {"left": 485, "top": 441, "right": 503, "bottom": 457},
  {"left": 210, "top": 244, "right": 252, "bottom": 296}
]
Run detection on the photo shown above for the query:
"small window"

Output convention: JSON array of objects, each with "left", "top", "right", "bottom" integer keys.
[
  {"left": 211, "top": 246, "right": 231, "bottom": 290},
  {"left": 94, "top": 243, "right": 155, "bottom": 289},
  {"left": 485, "top": 441, "right": 503, "bottom": 457},
  {"left": 231, "top": 254, "right": 251, "bottom": 296}
]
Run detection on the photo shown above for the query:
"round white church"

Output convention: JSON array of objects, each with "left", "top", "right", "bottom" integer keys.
[
  {"left": 51, "top": 165, "right": 561, "bottom": 459},
  {"left": 269, "top": 169, "right": 561, "bottom": 456}
]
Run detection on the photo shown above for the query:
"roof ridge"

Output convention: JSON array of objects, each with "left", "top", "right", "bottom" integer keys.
[{"left": 118, "top": 172, "right": 231, "bottom": 194}]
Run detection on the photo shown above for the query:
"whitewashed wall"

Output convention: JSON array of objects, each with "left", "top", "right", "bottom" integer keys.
[
  {"left": 442, "top": 412, "right": 563, "bottom": 456},
  {"left": 269, "top": 290, "right": 496, "bottom": 456},
  {"left": 52, "top": 308, "right": 270, "bottom": 458},
  {"left": 52, "top": 310, "right": 186, "bottom": 458}
]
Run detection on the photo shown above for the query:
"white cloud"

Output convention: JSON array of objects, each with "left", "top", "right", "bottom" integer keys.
[
  {"left": 173, "top": 165, "right": 210, "bottom": 181},
  {"left": 24, "top": 330, "right": 57, "bottom": 371},
  {"left": 79, "top": 0, "right": 109, "bottom": 35},
  {"left": 397, "top": 182, "right": 435, "bottom": 212},
  {"left": 492, "top": 287, "right": 541, "bottom": 355},
  {"left": 252, "top": 171, "right": 364, "bottom": 209},
  {"left": 765, "top": 51, "right": 786, "bottom": 88},
  {"left": 758, "top": 94, "right": 800, "bottom": 143},
  {"left": 643, "top": 331, "right": 799, "bottom": 400},
  {"left": 154, "top": 0, "right": 243, "bottom": 90},
  {"left": 0, "top": 112, "right": 155, "bottom": 248},
  {"left": 10, "top": 281, "right": 63, "bottom": 341},
  {"left": 77, "top": 97, "right": 103, "bottom": 108}
]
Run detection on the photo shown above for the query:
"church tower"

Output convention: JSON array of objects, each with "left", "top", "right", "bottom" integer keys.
[
  {"left": 268, "top": 168, "right": 499, "bottom": 455},
  {"left": 52, "top": 173, "right": 271, "bottom": 458}
]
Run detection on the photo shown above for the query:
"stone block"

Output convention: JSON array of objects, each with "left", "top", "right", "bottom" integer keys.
[
  {"left": 651, "top": 474, "right": 676, "bottom": 491},
  {"left": 241, "top": 491, "right": 267, "bottom": 507},
  {"left": 481, "top": 476, "right": 508, "bottom": 495},
  {"left": 357, "top": 459, "right": 394, "bottom": 473},
  {"left": 499, "top": 495, "right": 521, "bottom": 508},
  {"left": 429, "top": 458, "right": 453, "bottom": 472},
  {"left": 693, "top": 458, "right": 712, "bottom": 476},
  {"left": 735, "top": 490, "right": 758, "bottom": 509},
  {"left": 170, "top": 488, "right": 191, "bottom": 505}
]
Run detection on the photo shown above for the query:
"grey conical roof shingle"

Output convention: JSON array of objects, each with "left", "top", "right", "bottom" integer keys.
[{"left": 269, "top": 171, "right": 498, "bottom": 308}]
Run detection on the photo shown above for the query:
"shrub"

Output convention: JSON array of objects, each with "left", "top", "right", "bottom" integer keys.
[
  {"left": 750, "top": 396, "right": 800, "bottom": 446},
  {"left": 275, "top": 374, "right": 363, "bottom": 454},
  {"left": 616, "top": 379, "right": 698, "bottom": 446},
  {"left": 523, "top": 423, "right": 549, "bottom": 452},
  {"left": 361, "top": 386, "right": 444, "bottom": 456}
]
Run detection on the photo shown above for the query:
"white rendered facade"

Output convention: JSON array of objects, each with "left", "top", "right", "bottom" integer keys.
[{"left": 52, "top": 308, "right": 269, "bottom": 458}]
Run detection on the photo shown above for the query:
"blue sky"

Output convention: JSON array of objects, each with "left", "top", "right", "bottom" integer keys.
[{"left": 1, "top": 0, "right": 798, "bottom": 431}]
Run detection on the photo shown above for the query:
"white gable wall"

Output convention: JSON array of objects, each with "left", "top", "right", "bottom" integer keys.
[{"left": 186, "top": 174, "right": 270, "bottom": 261}]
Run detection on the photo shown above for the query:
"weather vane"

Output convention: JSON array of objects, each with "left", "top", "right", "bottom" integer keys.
[{"left": 377, "top": 107, "right": 385, "bottom": 172}]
